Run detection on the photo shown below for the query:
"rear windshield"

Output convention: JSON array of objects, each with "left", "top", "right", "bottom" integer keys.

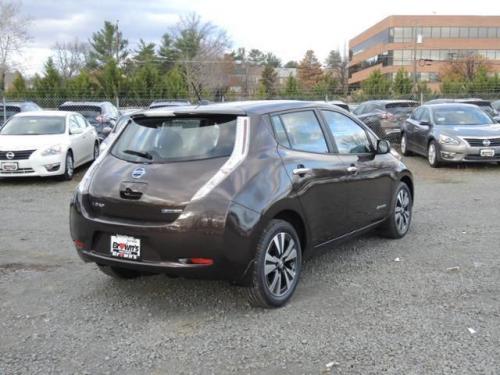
[
  {"left": 111, "top": 115, "right": 237, "bottom": 163},
  {"left": 385, "top": 102, "right": 418, "bottom": 115},
  {"left": 0, "top": 116, "right": 66, "bottom": 135},
  {"left": 60, "top": 106, "right": 101, "bottom": 123},
  {"left": 432, "top": 107, "right": 494, "bottom": 126},
  {"left": 0, "top": 106, "right": 20, "bottom": 120}
]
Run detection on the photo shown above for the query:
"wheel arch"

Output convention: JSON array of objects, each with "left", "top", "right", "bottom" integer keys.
[{"left": 272, "top": 209, "right": 307, "bottom": 254}]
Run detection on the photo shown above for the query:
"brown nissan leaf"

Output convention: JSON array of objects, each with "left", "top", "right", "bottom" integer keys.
[{"left": 70, "top": 101, "right": 414, "bottom": 308}]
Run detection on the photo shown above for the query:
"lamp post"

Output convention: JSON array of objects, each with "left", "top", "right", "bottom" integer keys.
[{"left": 412, "top": 28, "right": 423, "bottom": 89}]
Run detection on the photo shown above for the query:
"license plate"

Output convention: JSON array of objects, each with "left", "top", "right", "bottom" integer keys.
[
  {"left": 1, "top": 162, "right": 18, "bottom": 171},
  {"left": 110, "top": 235, "right": 141, "bottom": 260},
  {"left": 480, "top": 149, "right": 495, "bottom": 157}
]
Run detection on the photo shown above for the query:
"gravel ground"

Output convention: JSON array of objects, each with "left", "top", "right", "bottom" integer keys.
[{"left": 1, "top": 157, "right": 499, "bottom": 374}]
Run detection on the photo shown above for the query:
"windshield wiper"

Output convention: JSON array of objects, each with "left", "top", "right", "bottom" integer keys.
[{"left": 123, "top": 149, "right": 153, "bottom": 160}]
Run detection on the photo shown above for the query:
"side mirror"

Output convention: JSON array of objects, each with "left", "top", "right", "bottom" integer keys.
[
  {"left": 102, "top": 126, "right": 112, "bottom": 136},
  {"left": 377, "top": 139, "right": 391, "bottom": 154},
  {"left": 70, "top": 127, "right": 83, "bottom": 135}
]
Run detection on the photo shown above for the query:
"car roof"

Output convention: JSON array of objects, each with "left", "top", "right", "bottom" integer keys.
[
  {"left": 423, "top": 103, "right": 480, "bottom": 110},
  {"left": 2, "top": 101, "right": 37, "bottom": 107},
  {"left": 59, "top": 101, "right": 111, "bottom": 107},
  {"left": 135, "top": 100, "right": 343, "bottom": 118},
  {"left": 426, "top": 98, "right": 491, "bottom": 105},
  {"left": 14, "top": 110, "right": 73, "bottom": 117},
  {"left": 361, "top": 99, "right": 418, "bottom": 105}
]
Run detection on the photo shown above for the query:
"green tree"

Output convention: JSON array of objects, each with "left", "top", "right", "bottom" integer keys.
[
  {"left": 361, "top": 69, "right": 392, "bottom": 98},
  {"left": 313, "top": 72, "right": 338, "bottom": 99},
  {"left": 162, "top": 66, "right": 189, "bottom": 98},
  {"left": 325, "top": 50, "right": 342, "bottom": 69},
  {"left": 89, "top": 21, "right": 128, "bottom": 66},
  {"left": 158, "top": 33, "right": 179, "bottom": 71},
  {"left": 248, "top": 49, "right": 265, "bottom": 65},
  {"left": 297, "top": 50, "right": 323, "bottom": 91},
  {"left": 264, "top": 52, "right": 281, "bottom": 68},
  {"left": 282, "top": 74, "right": 300, "bottom": 98},
  {"left": 65, "top": 70, "right": 96, "bottom": 98},
  {"left": 134, "top": 39, "right": 157, "bottom": 64},
  {"left": 131, "top": 63, "right": 161, "bottom": 98},
  {"left": 7, "top": 72, "right": 27, "bottom": 98},
  {"left": 33, "top": 58, "right": 64, "bottom": 95},
  {"left": 259, "top": 64, "right": 278, "bottom": 98},
  {"left": 392, "top": 68, "right": 412, "bottom": 96},
  {"left": 95, "top": 59, "right": 125, "bottom": 97}
]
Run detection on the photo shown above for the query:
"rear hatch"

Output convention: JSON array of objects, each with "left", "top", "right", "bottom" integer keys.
[
  {"left": 382, "top": 102, "right": 419, "bottom": 129},
  {"left": 87, "top": 113, "right": 238, "bottom": 223}
]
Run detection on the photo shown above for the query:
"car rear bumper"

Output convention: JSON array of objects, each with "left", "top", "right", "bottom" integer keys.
[
  {"left": 69, "top": 194, "right": 262, "bottom": 283},
  {"left": 0, "top": 154, "right": 65, "bottom": 177}
]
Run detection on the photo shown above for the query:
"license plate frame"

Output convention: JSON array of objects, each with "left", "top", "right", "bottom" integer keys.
[
  {"left": 110, "top": 235, "right": 141, "bottom": 260},
  {"left": 1, "top": 162, "right": 18, "bottom": 171},
  {"left": 480, "top": 149, "right": 495, "bottom": 157}
]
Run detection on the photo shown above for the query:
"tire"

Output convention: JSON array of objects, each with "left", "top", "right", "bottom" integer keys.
[
  {"left": 378, "top": 182, "right": 413, "bottom": 239},
  {"left": 427, "top": 140, "right": 441, "bottom": 168},
  {"left": 97, "top": 264, "right": 141, "bottom": 279},
  {"left": 61, "top": 151, "right": 74, "bottom": 181},
  {"left": 92, "top": 142, "right": 99, "bottom": 161},
  {"left": 247, "top": 220, "right": 302, "bottom": 308},
  {"left": 400, "top": 133, "right": 412, "bottom": 156}
]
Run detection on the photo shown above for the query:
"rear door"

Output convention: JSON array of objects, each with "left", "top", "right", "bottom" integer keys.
[
  {"left": 414, "top": 108, "right": 432, "bottom": 153},
  {"left": 404, "top": 107, "right": 423, "bottom": 151},
  {"left": 320, "top": 110, "right": 394, "bottom": 230},
  {"left": 68, "top": 116, "right": 87, "bottom": 165},
  {"left": 271, "top": 110, "right": 352, "bottom": 244},
  {"left": 76, "top": 114, "right": 94, "bottom": 160}
]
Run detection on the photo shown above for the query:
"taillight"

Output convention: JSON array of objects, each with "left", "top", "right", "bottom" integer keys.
[{"left": 380, "top": 112, "right": 395, "bottom": 120}]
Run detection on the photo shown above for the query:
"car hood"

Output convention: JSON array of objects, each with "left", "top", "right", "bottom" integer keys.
[
  {"left": 0, "top": 134, "right": 68, "bottom": 151},
  {"left": 438, "top": 124, "right": 500, "bottom": 138}
]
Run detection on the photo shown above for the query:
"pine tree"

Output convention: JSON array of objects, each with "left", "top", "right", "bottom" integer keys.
[
  {"left": 392, "top": 68, "right": 412, "bottom": 96},
  {"left": 260, "top": 64, "right": 278, "bottom": 98},
  {"left": 8, "top": 72, "right": 27, "bottom": 98},
  {"left": 361, "top": 69, "right": 392, "bottom": 98},
  {"left": 283, "top": 74, "right": 300, "bottom": 98},
  {"left": 89, "top": 21, "right": 128, "bottom": 66},
  {"left": 297, "top": 50, "right": 323, "bottom": 91}
]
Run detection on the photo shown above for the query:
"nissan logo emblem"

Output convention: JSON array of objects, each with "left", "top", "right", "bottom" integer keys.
[
  {"left": 482, "top": 139, "right": 491, "bottom": 147},
  {"left": 131, "top": 167, "right": 146, "bottom": 179},
  {"left": 6, "top": 152, "right": 15, "bottom": 160}
]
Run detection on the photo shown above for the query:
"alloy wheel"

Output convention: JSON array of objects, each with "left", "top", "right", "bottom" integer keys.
[
  {"left": 428, "top": 143, "right": 436, "bottom": 165},
  {"left": 264, "top": 232, "right": 298, "bottom": 297},
  {"left": 395, "top": 188, "right": 411, "bottom": 234},
  {"left": 401, "top": 134, "right": 407, "bottom": 154},
  {"left": 66, "top": 154, "right": 74, "bottom": 178}
]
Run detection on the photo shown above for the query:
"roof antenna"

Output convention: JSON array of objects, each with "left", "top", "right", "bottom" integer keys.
[{"left": 191, "top": 82, "right": 202, "bottom": 105}]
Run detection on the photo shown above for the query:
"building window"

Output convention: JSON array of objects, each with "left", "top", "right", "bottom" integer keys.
[
  {"left": 469, "top": 27, "right": 478, "bottom": 38},
  {"left": 449, "top": 27, "right": 459, "bottom": 38}
]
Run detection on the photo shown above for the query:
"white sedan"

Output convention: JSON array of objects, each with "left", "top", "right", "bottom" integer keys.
[{"left": 0, "top": 111, "right": 99, "bottom": 180}]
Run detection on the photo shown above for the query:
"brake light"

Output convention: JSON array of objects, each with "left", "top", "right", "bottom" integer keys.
[
  {"left": 178, "top": 258, "right": 214, "bottom": 265},
  {"left": 74, "top": 240, "right": 86, "bottom": 249},
  {"left": 380, "top": 112, "right": 395, "bottom": 120}
]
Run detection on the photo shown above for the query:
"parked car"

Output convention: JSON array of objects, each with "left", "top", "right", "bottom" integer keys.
[
  {"left": 58, "top": 101, "right": 119, "bottom": 140},
  {"left": 316, "top": 100, "right": 350, "bottom": 112},
  {"left": 0, "top": 111, "right": 99, "bottom": 179},
  {"left": 401, "top": 103, "right": 500, "bottom": 167},
  {"left": 0, "top": 101, "right": 42, "bottom": 126},
  {"left": 353, "top": 100, "right": 419, "bottom": 142},
  {"left": 70, "top": 100, "right": 414, "bottom": 308},
  {"left": 493, "top": 100, "right": 500, "bottom": 112},
  {"left": 149, "top": 100, "right": 191, "bottom": 109},
  {"left": 99, "top": 109, "right": 140, "bottom": 153},
  {"left": 425, "top": 98, "right": 500, "bottom": 122}
]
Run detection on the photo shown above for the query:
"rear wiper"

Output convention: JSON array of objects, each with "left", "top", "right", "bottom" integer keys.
[{"left": 123, "top": 149, "right": 153, "bottom": 160}]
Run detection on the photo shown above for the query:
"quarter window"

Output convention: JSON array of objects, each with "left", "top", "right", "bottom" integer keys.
[
  {"left": 321, "top": 111, "right": 372, "bottom": 154},
  {"left": 273, "top": 111, "right": 328, "bottom": 153}
]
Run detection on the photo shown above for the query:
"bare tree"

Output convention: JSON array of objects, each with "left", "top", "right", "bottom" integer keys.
[
  {"left": 0, "top": 0, "right": 30, "bottom": 74},
  {"left": 52, "top": 39, "right": 90, "bottom": 78},
  {"left": 171, "top": 13, "right": 231, "bottom": 99}
]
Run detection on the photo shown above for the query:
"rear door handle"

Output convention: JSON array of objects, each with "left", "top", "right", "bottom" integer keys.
[
  {"left": 292, "top": 168, "right": 312, "bottom": 176},
  {"left": 347, "top": 166, "right": 358, "bottom": 174}
]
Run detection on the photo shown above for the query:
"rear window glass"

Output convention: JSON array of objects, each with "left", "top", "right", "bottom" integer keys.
[
  {"left": 0, "top": 106, "right": 20, "bottom": 121},
  {"left": 385, "top": 102, "right": 418, "bottom": 115},
  {"left": 0, "top": 116, "right": 66, "bottom": 135},
  {"left": 432, "top": 107, "right": 494, "bottom": 126},
  {"left": 111, "top": 115, "right": 237, "bottom": 163},
  {"left": 60, "top": 106, "right": 102, "bottom": 123}
]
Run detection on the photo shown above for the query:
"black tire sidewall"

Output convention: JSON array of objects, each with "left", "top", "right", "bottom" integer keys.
[{"left": 254, "top": 220, "right": 302, "bottom": 307}]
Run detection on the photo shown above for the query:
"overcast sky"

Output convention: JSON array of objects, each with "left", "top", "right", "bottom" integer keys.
[{"left": 14, "top": 0, "right": 500, "bottom": 75}]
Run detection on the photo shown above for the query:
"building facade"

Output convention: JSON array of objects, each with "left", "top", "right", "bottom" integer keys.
[{"left": 348, "top": 15, "right": 500, "bottom": 91}]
